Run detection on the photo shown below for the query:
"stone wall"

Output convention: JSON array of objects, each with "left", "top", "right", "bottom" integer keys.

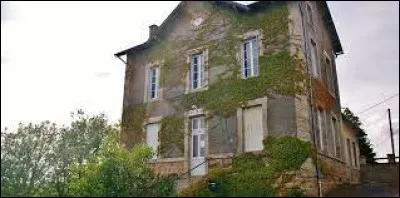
[
  {"left": 149, "top": 158, "right": 186, "bottom": 176},
  {"left": 361, "top": 163, "right": 399, "bottom": 184}
]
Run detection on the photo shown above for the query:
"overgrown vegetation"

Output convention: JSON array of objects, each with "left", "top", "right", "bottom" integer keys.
[
  {"left": 159, "top": 115, "right": 185, "bottom": 158},
  {"left": 68, "top": 132, "right": 176, "bottom": 197},
  {"left": 121, "top": 105, "right": 147, "bottom": 148},
  {"left": 179, "top": 136, "right": 312, "bottom": 197},
  {"left": 182, "top": 51, "right": 306, "bottom": 117},
  {"left": 342, "top": 107, "right": 377, "bottom": 163},
  {"left": 1, "top": 110, "right": 176, "bottom": 197}
]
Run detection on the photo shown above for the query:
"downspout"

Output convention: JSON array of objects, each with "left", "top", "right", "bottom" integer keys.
[{"left": 298, "top": 2, "right": 322, "bottom": 197}]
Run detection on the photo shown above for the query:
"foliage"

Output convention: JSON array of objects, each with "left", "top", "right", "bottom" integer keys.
[
  {"left": 159, "top": 115, "right": 185, "bottom": 158},
  {"left": 263, "top": 136, "right": 312, "bottom": 173},
  {"left": 121, "top": 105, "right": 147, "bottom": 148},
  {"left": 342, "top": 107, "right": 376, "bottom": 163},
  {"left": 182, "top": 51, "right": 306, "bottom": 117},
  {"left": 285, "top": 187, "right": 306, "bottom": 197},
  {"left": 1, "top": 121, "right": 58, "bottom": 197},
  {"left": 67, "top": 131, "right": 176, "bottom": 197},
  {"left": 179, "top": 136, "right": 312, "bottom": 197},
  {"left": 1, "top": 110, "right": 117, "bottom": 197}
]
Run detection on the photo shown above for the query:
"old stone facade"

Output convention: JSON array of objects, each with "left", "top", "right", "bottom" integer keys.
[{"left": 115, "top": 1, "right": 359, "bottom": 196}]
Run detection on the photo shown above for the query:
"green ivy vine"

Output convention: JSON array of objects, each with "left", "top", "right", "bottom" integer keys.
[{"left": 158, "top": 115, "right": 185, "bottom": 158}]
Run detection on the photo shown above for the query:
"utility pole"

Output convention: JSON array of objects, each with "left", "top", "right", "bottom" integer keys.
[{"left": 388, "top": 108, "right": 395, "bottom": 155}]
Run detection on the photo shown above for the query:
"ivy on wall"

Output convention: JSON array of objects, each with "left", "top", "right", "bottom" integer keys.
[
  {"left": 179, "top": 136, "right": 312, "bottom": 197},
  {"left": 121, "top": 2, "right": 308, "bottom": 155},
  {"left": 121, "top": 104, "right": 147, "bottom": 148},
  {"left": 158, "top": 115, "right": 185, "bottom": 158}
]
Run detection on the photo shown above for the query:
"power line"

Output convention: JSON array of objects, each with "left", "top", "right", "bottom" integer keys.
[{"left": 356, "top": 93, "right": 399, "bottom": 115}]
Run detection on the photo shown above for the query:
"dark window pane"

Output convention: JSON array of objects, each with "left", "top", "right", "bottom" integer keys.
[{"left": 193, "top": 135, "right": 198, "bottom": 157}]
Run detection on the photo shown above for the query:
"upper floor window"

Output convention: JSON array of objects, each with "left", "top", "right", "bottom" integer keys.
[
  {"left": 306, "top": 3, "right": 314, "bottom": 27},
  {"left": 315, "top": 108, "right": 325, "bottom": 151},
  {"left": 310, "top": 39, "right": 319, "bottom": 78},
  {"left": 331, "top": 116, "right": 337, "bottom": 157},
  {"left": 242, "top": 37, "right": 259, "bottom": 79},
  {"left": 325, "top": 54, "right": 335, "bottom": 94},
  {"left": 190, "top": 54, "right": 204, "bottom": 90},
  {"left": 148, "top": 67, "right": 159, "bottom": 100}
]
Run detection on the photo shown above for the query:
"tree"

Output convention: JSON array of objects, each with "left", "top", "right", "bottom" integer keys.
[
  {"left": 342, "top": 107, "right": 377, "bottom": 163},
  {"left": 1, "top": 110, "right": 117, "bottom": 197},
  {"left": 1, "top": 121, "right": 58, "bottom": 196},
  {"left": 49, "top": 110, "right": 117, "bottom": 196},
  {"left": 67, "top": 131, "right": 176, "bottom": 197}
]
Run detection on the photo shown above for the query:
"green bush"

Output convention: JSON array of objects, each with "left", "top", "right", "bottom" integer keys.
[
  {"left": 285, "top": 187, "right": 306, "bottom": 197},
  {"left": 67, "top": 132, "right": 176, "bottom": 197}
]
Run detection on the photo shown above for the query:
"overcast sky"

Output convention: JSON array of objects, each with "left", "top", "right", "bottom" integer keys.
[{"left": 1, "top": 1, "right": 399, "bottom": 158}]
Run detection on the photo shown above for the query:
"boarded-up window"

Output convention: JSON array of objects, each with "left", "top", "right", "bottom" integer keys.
[
  {"left": 146, "top": 123, "right": 160, "bottom": 159},
  {"left": 243, "top": 105, "right": 263, "bottom": 152}
]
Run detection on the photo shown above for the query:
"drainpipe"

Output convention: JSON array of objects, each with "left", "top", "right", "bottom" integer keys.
[{"left": 298, "top": 2, "right": 322, "bottom": 197}]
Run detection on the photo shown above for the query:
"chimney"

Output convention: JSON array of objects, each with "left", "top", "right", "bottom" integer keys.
[{"left": 149, "top": 24, "right": 158, "bottom": 40}]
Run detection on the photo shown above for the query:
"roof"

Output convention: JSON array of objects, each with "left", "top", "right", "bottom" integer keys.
[{"left": 115, "top": 1, "right": 343, "bottom": 57}]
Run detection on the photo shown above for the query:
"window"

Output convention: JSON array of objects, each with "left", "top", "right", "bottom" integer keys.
[
  {"left": 352, "top": 142, "right": 358, "bottom": 167},
  {"left": 325, "top": 56, "right": 335, "bottom": 93},
  {"left": 346, "top": 138, "right": 352, "bottom": 166},
  {"left": 146, "top": 123, "right": 160, "bottom": 159},
  {"left": 191, "top": 117, "right": 205, "bottom": 158},
  {"left": 331, "top": 116, "right": 337, "bottom": 157},
  {"left": 148, "top": 67, "right": 159, "bottom": 100},
  {"left": 310, "top": 40, "right": 319, "bottom": 77},
  {"left": 306, "top": 4, "right": 314, "bottom": 27},
  {"left": 190, "top": 54, "right": 203, "bottom": 90},
  {"left": 242, "top": 37, "right": 259, "bottom": 78},
  {"left": 315, "top": 109, "right": 324, "bottom": 150}
]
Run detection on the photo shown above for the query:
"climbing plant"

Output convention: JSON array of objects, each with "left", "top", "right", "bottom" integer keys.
[
  {"left": 121, "top": 2, "right": 308, "bottom": 157},
  {"left": 158, "top": 115, "right": 185, "bottom": 158},
  {"left": 121, "top": 104, "right": 147, "bottom": 148},
  {"left": 179, "top": 136, "right": 313, "bottom": 197}
]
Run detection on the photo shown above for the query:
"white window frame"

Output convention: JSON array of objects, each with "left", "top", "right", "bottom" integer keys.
[
  {"left": 242, "top": 36, "right": 259, "bottom": 79},
  {"left": 310, "top": 39, "right": 319, "bottom": 78},
  {"left": 190, "top": 53, "right": 204, "bottom": 90},
  {"left": 191, "top": 116, "right": 206, "bottom": 160},
  {"left": 148, "top": 67, "right": 160, "bottom": 100}
]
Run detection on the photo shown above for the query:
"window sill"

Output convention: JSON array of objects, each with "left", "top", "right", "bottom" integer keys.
[
  {"left": 242, "top": 75, "right": 259, "bottom": 80},
  {"left": 148, "top": 157, "right": 185, "bottom": 164},
  {"left": 146, "top": 97, "right": 164, "bottom": 103},
  {"left": 186, "top": 86, "right": 209, "bottom": 94}
]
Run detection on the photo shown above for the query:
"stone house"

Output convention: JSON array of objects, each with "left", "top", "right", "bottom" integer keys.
[
  {"left": 114, "top": 1, "right": 360, "bottom": 195},
  {"left": 341, "top": 114, "right": 361, "bottom": 184}
]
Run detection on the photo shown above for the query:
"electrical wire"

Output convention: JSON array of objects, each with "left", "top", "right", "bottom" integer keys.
[{"left": 356, "top": 93, "right": 399, "bottom": 115}]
